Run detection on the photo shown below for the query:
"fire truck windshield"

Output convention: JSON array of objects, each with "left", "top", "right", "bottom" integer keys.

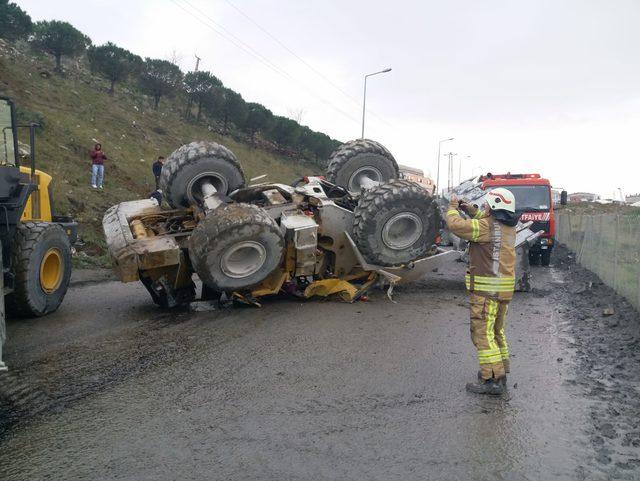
[{"left": 501, "top": 185, "right": 550, "bottom": 212}]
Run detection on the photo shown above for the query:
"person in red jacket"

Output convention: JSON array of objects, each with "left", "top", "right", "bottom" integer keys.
[{"left": 90, "top": 143, "right": 107, "bottom": 189}]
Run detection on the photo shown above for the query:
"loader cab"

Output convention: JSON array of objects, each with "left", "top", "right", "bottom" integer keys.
[
  {"left": 0, "top": 98, "right": 38, "bottom": 263},
  {"left": 0, "top": 97, "right": 19, "bottom": 167},
  {"left": 0, "top": 97, "right": 24, "bottom": 200},
  {"left": 0, "top": 97, "right": 60, "bottom": 222},
  {"left": 0, "top": 97, "right": 77, "bottom": 318}
]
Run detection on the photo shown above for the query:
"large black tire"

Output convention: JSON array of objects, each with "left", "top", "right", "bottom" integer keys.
[
  {"left": 6, "top": 222, "right": 72, "bottom": 317},
  {"left": 529, "top": 251, "right": 541, "bottom": 266},
  {"left": 541, "top": 248, "right": 552, "bottom": 267},
  {"left": 160, "top": 141, "right": 246, "bottom": 208},
  {"left": 188, "top": 203, "right": 285, "bottom": 292},
  {"left": 326, "top": 139, "right": 399, "bottom": 193},
  {"left": 353, "top": 179, "right": 439, "bottom": 266}
]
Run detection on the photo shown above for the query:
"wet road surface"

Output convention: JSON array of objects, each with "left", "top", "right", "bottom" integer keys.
[{"left": 0, "top": 250, "right": 638, "bottom": 480}]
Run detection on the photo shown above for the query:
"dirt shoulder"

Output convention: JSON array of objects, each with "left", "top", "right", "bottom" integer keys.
[{"left": 552, "top": 245, "right": 640, "bottom": 475}]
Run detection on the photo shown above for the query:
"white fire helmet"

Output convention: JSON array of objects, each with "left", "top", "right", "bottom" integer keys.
[{"left": 486, "top": 188, "right": 516, "bottom": 213}]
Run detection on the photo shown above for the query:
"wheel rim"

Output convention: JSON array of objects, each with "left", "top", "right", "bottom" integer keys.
[
  {"left": 40, "top": 248, "right": 63, "bottom": 293},
  {"left": 382, "top": 213, "right": 423, "bottom": 250},
  {"left": 186, "top": 171, "right": 229, "bottom": 204},
  {"left": 220, "top": 241, "right": 267, "bottom": 279},
  {"left": 348, "top": 166, "right": 383, "bottom": 192}
]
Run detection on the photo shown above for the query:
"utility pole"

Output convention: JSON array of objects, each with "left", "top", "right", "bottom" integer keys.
[
  {"left": 449, "top": 153, "right": 454, "bottom": 190},
  {"left": 194, "top": 54, "right": 201, "bottom": 72},
  {"left": 445, "top": 152, "right": 457, "bottom": 191},
  {"left": 361, "top": 68, "right": 392, "bottom": 138},
  {"left": 436, "top": 137, "right": 454, "bottom": 196}
]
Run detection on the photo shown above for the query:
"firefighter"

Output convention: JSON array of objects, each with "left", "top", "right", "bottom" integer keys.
[{"left": 446, "top": 188, "right": 518, "bottom": 395}]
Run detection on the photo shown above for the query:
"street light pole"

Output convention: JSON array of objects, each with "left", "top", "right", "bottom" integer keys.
[
  {"left": 436, "top": 137, "right": 454, "bottom": 196},
  {"left": 361, "top": 68, "right": 392, "bottom": 139}
]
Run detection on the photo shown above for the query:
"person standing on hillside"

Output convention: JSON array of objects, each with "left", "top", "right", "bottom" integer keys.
[
  {"left": 152, "top": 156, "right": 165, "bottom": 189},
  {"left": 445, "top": 188, "right": 519, "bottom": 395},
  {"left": 90, "top": 143, "right": 107, "bottom": 189}
]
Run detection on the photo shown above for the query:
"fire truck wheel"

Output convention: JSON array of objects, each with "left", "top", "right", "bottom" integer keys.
[
  {"left": 160, "top": 141, "right": 246, "bottom": 208},
  {"left": 541, "top": 249, "right": 551, "bottom": 267},
  {"left": 529, "top": 251, "right": 541, "bottom": 266},
  {"left": 326, "top": 139, "right": 399, "bottom": 194},
  {"left": 189, "top": 203, "right": 285, "bottom": 292},
  {"left": 353, "top": 179, "right": 439, "bottom": 266},
  {"left": 6, "top": 222, "right": 72, "bottom": 318}
]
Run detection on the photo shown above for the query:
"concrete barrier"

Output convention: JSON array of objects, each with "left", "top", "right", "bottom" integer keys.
[{"left": 556, "top": 211, "right": 640, "bottom": 311}]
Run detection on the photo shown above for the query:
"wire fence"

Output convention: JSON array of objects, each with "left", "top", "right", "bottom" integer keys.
[{"left": 556, "top": 211, "right": 640, "bottom": 311}]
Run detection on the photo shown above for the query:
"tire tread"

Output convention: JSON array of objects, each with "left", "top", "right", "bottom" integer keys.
[
  {"left": 6, "top": 222, "right": 71, "bottom": 317},
  {"left": 159, "top": 141, "right": 245, "bottom": 208},
  {"left": 326, "top": 139, "right": 399, "bottom": 185},
  {"left": 353, "top": 179, "right": 438, "bottom": 266},
  {"left": 189, "top": 204, "right": 284, "bottom": 290}
]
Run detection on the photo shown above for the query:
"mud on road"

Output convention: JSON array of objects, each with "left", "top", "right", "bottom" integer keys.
[
  {"left": 552, "top": 247, "right": 640, "bottom": 474},
  {"left": 0, "top": 248, "right": 639, "bottom": 481}
]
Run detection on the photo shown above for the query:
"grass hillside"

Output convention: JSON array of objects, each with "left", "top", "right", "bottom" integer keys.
[{"left": 0, "top": 40, "right": 321, "bottom": 266}]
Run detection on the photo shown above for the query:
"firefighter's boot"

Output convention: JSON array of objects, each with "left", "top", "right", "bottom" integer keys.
[
  {"left": 477, "top": 371, "right": 509, "bottom": 389},
  {"left": 466, "top": 377, "right": 506, "bottom": 395}
]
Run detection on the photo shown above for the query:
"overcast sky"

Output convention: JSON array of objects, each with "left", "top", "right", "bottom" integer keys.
[{"left": 17, "top": 0, "right": 640, "bottom": 197}]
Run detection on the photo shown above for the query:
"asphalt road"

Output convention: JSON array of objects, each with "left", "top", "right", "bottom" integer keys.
[{"left": 0, "top": 251, "right": 638, "bottom": 481}]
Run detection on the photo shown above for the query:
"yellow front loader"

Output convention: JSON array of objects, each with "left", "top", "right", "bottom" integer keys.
[{"left": 0, "top": 96, "right": 77, "bottom": 370}]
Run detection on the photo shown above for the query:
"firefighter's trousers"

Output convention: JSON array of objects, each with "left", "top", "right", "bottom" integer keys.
[{"left": 469, "top": 293, "right": 510, "bottom": 379}]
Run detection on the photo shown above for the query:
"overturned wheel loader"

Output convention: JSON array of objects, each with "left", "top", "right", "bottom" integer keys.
[{"left": 103, "top": 139, "right": 458, "bottom": 308}]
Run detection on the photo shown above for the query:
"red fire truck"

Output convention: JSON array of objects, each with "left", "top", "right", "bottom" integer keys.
[{"left": 480, "top": 173, "right": 555, "bottom": 266}]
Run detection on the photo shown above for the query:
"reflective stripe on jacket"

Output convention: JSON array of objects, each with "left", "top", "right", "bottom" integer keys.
[{"left": 445, "top": 200, "right": 516, "bottom": 301}]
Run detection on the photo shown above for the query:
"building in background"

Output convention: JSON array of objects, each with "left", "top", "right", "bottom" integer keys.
[
  {"left": 625, "top": 193, "right": 640, "bottom": 204},
  {"left": 398, "top": 165, "right": 435, "bottom": 195},
  {"left": 568, "top": 192, "right": 601, "bottom": 203}
]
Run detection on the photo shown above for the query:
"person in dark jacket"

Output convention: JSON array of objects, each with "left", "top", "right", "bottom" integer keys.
[
  {"left": 152, "top": 156, "right": 165, "bottom": 189},
  {"left": 149, "top": 189, "right": 163, "bottom": 205},
  {"left": 90, "top": 143, "right": 107, "bottom": 189}
]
